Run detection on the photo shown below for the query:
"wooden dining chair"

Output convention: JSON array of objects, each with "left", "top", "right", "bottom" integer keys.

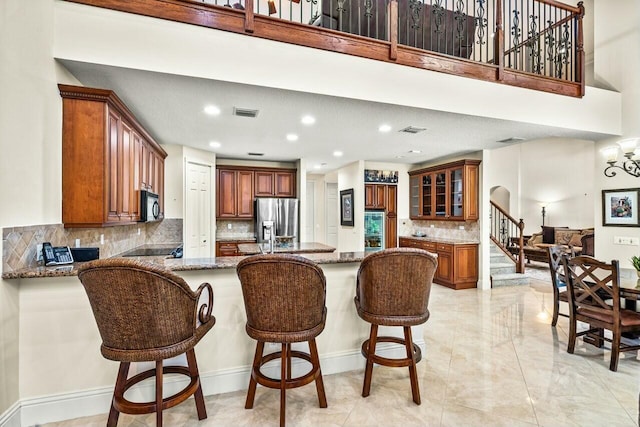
[
  {"left": 562, "top": 255, "right": 640, "bottom": 371},
  {"left": 548, "top": 245, "right": 573, "bottom": 326}
]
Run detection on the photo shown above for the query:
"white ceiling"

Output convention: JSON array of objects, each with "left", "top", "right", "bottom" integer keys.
[{"left": 61, "top": 60, "right": 613, "bottom": 173}]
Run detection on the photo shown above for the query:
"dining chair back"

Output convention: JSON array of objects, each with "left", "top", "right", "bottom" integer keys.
[
  {"left": 547, "top": 245, "right": 574, "bottom": 326},
  {"left": 562, "top": 255, "right": 640, "bottom": 371}
]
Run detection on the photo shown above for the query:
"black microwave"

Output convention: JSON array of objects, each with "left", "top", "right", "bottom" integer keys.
[{"left": 140, "top": 190, "right": 161, "bottom": 222}]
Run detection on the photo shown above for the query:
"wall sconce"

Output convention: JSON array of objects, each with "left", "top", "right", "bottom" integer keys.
[{"left": 602, "top": 138, "right": 640, "bottom": 177}]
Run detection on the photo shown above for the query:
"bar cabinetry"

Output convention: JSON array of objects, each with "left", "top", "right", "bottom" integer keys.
[{"left": 399, "top": 237, "right": 478, "bottom": 289}]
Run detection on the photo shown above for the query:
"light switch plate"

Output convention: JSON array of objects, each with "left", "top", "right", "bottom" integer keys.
[{"left": 613, "top": 236, "right": 640, "bottom": 245}]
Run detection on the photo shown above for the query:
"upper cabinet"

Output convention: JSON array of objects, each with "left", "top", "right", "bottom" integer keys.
[
  {"left": 59, "top": 85, "right": 167, "bottom": 228},
  {"left": 216, "top": 166, "right": 296, "bottom": 219},
  {"left": 408, "top": 159, "right": 480, "bottom": 221}
]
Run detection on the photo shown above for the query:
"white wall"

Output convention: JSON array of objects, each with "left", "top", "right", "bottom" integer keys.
[
  {"left": 337, "top": 161, "right": 365, "bottom": 252},
  {"left": 162, "top": 144, "right": 185, "bottom": 219},
  {"left": 306, "top": 173, "right": 327, "bottom": 244},
  {"left": 489, "top": 138, "right": 595, "bottom": 236},
  {"left": 593, "top": 0, "right": 640, "bottom": 268}
]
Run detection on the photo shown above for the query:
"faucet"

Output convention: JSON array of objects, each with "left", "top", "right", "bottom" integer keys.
[{"left": 263, "top": 221, "right": 275, "bottom": 254}]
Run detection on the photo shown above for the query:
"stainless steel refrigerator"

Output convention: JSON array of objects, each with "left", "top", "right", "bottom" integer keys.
[{"left": 255, "top": 198, "right": 299, "bottom": 243}]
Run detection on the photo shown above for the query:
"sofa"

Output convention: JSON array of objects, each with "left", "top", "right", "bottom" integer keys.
[{"left": 513, "top": 226, "right": 594, "bottom": 263}]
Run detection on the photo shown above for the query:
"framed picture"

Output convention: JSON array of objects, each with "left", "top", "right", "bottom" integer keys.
[
  {"left": 602, "top": 188, "right": 640, "bottom": 227},
  {"left": 340, "top": 189, "right": 354, "bottom": 226}
]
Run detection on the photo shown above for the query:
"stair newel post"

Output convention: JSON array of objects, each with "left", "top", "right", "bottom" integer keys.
[
  {"left": 576, "top": 1, "right": 585, "bottom": 96},
  {"left": 245, "top": 0, "right": 255, "bottom": 33},
  {"left": 517, "top": 218, "right": 525, "bottom": 274},
  {"left": 494, "top": 0, "right": 504, "bottom": 81}
]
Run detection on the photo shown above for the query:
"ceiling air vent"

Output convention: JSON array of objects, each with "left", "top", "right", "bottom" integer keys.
[
  {"left": 497, "top": 137, "right": 525, "bottom": 143},
  {"left": 233, "top": 107, "right": 260, "bottom": 118},
  {"left": 399, "top": 126, "right": 427, "bottom": 134},
  {"left": 247, "top": 152, "right": 264, "bottom": 156}
]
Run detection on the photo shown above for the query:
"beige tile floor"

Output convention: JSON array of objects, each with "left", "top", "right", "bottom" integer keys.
[{"left": 43, "top": 277, "right": 640, "bottom": 427}]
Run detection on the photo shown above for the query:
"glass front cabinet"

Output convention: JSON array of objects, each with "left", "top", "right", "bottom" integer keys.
[{"left": 408, "top": 159, "right": 480, "bottom": 221}]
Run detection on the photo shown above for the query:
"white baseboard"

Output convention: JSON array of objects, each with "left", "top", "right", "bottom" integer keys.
[
  {"left": 0, "top": 401, "right": 21, "bottom": 427},
  {"left": 10, "top": 339, "right": 425, "bottom": 427}
]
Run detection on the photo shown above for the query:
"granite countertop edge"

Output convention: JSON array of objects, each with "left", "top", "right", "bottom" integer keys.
[
  {"left": 3, "top": 252, "right": 366, "bottom": 279},
  {"left": 399, "top": 235, "right": 480, "bottom": 245}
]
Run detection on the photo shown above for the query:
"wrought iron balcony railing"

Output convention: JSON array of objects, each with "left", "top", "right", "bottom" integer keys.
[{"left": 64, "top": 0, "right": 585, "bottom": 97}]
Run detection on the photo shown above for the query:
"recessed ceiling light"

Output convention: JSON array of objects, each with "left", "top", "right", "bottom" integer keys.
[
  {"left": 378, "top": 124, "right": 392, "bottom": 133},
  {"left": 301, "top": 115, "right": 316, "bottom": 125},
  {"left": 286, "top": 134, "right": 299, "bottom": 142},
  {"left": 209, "top": 141, "right": 221, "bottom": 148},
  {"left": 409, "top": 150, "right": 422, "bottom": 154},
  {"left": 204, "top": 105, "right": 221, "bottom": 116},
  {"left": 313, "top": 164, "right": 322, "bottom": 169},
  {"left": 333, "top": 151, "right": 343, "bottom": 157}
]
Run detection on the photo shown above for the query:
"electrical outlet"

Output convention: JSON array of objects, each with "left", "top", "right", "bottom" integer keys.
[
  {"left": 100, "top": 234, "right": 105, "bottom": 245},
  {"left": 430, "top": 224, "right": 434, "bottom": 228},
  {"left": 613, "top": 236, "right": 639, "bottom": 245},
  {"left": 227, "top": 223, "right": 232, "bottom": 230},
  {"left": 36, "top": 244, "right": 43, "bottom": 262},
  {"left": 458, "top": 225, "right": 465, "bottom": 230},
  {"left": 75, "top": 239, "right": 80, "bottom": 248}
]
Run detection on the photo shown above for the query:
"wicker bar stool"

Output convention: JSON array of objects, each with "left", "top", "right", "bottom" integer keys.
[
  {"left": 355, "top": 248, "right": 437, "bottom": 405},
  {"left": 236, "top": 254, "right": 328, "bottom": 427},
  {"left": 77, "top": 259, "right": 215, "bottom": 427}
]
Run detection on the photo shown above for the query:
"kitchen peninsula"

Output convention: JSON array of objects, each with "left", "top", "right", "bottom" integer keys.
[
  {"left": 4, "top": 250, "right": 427, "bottom": 425},
  {"left": 237, "top": 241, "right": 335, "bottom": 255}
]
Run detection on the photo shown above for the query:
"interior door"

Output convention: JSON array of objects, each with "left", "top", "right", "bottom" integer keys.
[
  {"left": 186, "top": 161, "right": 212, "bottom": 258},
  {"left": 326, "top": 182, "right": 338, "bottom": 248}
]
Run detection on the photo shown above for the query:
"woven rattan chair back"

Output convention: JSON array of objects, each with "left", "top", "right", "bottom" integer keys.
[
  {"left": 78, "top": 258, "right": 210, "bottom": 361},
  {"left": 356, "top": 247, "right": 437, "bottom": 324},
  {"left": 237, "top": 254, "right": 326, "bottom": 341},
  {"left": 77, "top": 258, "right": 215, "bottom": 427}
]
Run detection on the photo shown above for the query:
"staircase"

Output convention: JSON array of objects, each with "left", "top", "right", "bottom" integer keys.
[{"left": 490, "top": 241, "right": 530, "bottom": 287}]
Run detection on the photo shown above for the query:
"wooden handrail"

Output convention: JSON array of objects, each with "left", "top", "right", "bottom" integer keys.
[
  {"left": 535, "top": 0, "right": 581, "bottom": 14},
  {"left": 501, "top": 13, "right": 574, "bottom": 59},
  {"left": 490, "top": 200, "right": 526, "bottom": 274}
]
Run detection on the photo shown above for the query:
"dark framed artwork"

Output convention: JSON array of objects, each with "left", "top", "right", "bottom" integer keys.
[
  {"left": 602, "top": 188, "right": 640, "bottom": 227},
  {"left": 340, "top": 189, "right": 354, "bottom": 226}
]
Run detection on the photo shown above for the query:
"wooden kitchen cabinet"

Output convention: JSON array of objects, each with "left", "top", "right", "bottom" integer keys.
[
  {"left": 59, "top": 85, "right": 166, "bottom": 228},
  {"left": 216, "top": 240, "right": 256, "bottom": 256},
  {"left": 254, "top": 170, "right": 296, "bottom": 197},
  {"left": 217, "top": 169, "right": 254, "bottom": 219},
  {"left": 217, "top": 166, "right": 296, "bottom": 219},
  {"left": 408, "top": 159, "right": 480, "bottom": 221},
  {"left": 398, "top": 237, "right": 478, "bottom": 289}
]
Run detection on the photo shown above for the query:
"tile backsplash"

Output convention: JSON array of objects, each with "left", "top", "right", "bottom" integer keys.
[
  {"left": 215, "top": 220, "right": 255, "bottom": 240},
  {"left": 399, "top": 219, "right": 480, "bottom": 241},
  {"left": 2, "top": 218, "right": 182, "bottom": 273}
]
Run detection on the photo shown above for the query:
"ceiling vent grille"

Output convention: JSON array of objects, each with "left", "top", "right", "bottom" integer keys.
[
  {"left": 497, "top": 137, "right": 525, "bottom": 143},
  {"left": 233, "top": 107, "right": 259, "bottom": 118},
  {"left": 247, "top": 152, "right": 264, "bottom": 156},
  {"left": 399, "top": 126, "right": 427, "bottom": 134}
]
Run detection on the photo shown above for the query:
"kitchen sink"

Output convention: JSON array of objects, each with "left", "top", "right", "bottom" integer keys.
[{"left": 120, "top": 245, "right": 182, "bottom": 257}]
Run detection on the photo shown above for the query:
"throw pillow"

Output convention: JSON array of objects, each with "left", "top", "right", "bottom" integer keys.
[
  {"left": 555, "top": 229, "right": 581, "bottom": 245},
  {"left": 541, "top": 226, "right": 555, "bottom": 244},
  {"left": 568, "top": 233, "right": 583, "bottom": 247}
]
